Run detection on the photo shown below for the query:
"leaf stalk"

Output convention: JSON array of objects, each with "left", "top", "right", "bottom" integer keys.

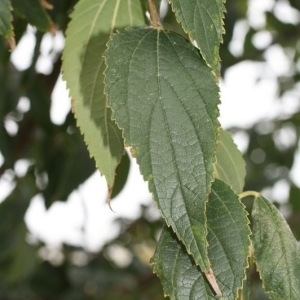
[{"left": 147, "top": 0, "right": 161, "bottom": 27}]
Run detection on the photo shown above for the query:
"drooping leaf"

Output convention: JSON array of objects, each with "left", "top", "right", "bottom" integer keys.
[
  {"left": 62, "top": 0, "right": 146, "bottom": 188},
  {"left": 169, "top": 0, "right": 226, "bottom": 75},
  {"left": 105, "top": 27, "right": 220, "bottom": 272},
  {"left": 151, "top": 179, "right": 251, "bottom": 299},
  {"left": 214, "top": 129, "right": 246, "bottom": 193},
  {"left": 252, "top": 195, "right": 300, "bottom": 299},
  {"left": 0, "top": 0, "right": 13, "bottom": 39},
  {"left": 11, "top": 0, "right": 53, "bottom": 32}
]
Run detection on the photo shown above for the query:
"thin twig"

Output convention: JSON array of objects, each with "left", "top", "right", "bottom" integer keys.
[{"left": 147, "top": 0, "right": 161, "bottom": 27}]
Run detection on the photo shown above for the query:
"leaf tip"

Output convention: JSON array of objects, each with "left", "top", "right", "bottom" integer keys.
[
  {"left": 106, "top": 186, "right": 116, "bottom": 213},
  {"left": 205, "top": 268, "right": 222, "bottom": 296}
]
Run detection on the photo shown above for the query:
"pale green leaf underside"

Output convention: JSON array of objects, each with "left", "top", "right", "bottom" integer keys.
[
  {"left": 214, "top": 129, "right": 246, "bottom": 194},
  {"left": 11, "top": 0, "right": 53, "bottom": 32},
  {"left": 252, "top": 195, "right": 300, "bottom": 299},
  {"left": 0, "top": 0, "right": 13, "bottom": 38},
  {"left": 151, "top": 179, "right": 251, "bottom": 300},
  {"left": 105, "top": 27, "right": 220, "bottom": 272},
  {"left": 62, "top": 0, "right": 146, "bottom": 187},
  {"left": 169, "top": 0, "right": 225, "bottom": 75}
]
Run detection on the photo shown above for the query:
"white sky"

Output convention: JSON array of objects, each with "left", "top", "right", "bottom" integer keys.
[{"left": 1, "top": 0, "right": 300, "bottom": 252}]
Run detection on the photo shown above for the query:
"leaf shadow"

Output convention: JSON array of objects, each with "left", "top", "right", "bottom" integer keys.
[{"left": 79, "top": 31, "right": 125, "bottom": 159}]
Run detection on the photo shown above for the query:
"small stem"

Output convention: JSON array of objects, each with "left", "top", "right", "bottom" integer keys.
[
  {"left": 239, "top": 191, "right": 260, "bottom": 200},
  {"left": 147, "top": 0, "right": 161, "bottom": 27}
]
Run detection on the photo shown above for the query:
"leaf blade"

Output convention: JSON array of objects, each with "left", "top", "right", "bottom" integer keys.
[
  {"left": 151, "top": 179, "right": 251, "bottom": 299},
  {"left": 252, "top": 195, "right": 300, "bottom": 299},
  {"left": 214, "top": 129, "right": 246, "bottom": 193},
  {"left": 105, "top": 27, "right": 220, "bottom": 271},
  {"left": 62, "top": 0, "right": 146, "bottom": 187},
  {"left": 169, "top": 0, "right": 226, "bottom": 75},
  {"left": 11, "top": 0, "right": 53, "bottom": 32}
]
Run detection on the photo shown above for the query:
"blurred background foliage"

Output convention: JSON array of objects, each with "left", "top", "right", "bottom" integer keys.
[{"left": 0, "top": 0, "right": 299, "bottom": 299}]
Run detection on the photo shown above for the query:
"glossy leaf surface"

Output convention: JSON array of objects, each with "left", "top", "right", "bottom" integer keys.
[{"left": 105, "top": 27, "right": 220, "bottom": 271}]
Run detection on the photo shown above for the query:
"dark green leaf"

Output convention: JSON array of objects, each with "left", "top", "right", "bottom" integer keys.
[
  {"left": 252, "top": 195, "right": 300, "bottom": 299},
  {"left": 111, "top": 151, "right": 130, "bottom": 199},
  {"left": 11, "top": 0, "right": 53, "bottom": 32},
  {"left": 169, "top": 0, "right": 226, "bottom": 75},
  {"left": 105, "top": 27, "right": 220, "bottom": 272},
  {"left": 62, "top": 0, "right": 146, "bottom": 188},
  {"left": 151, "top": 179, "right": 250, "bottom": 299},
  {"left": 42, "top": 128, "right": 96, "bottom": 208}
]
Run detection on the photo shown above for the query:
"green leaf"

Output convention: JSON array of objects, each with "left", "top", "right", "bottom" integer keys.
[
  {"left": 62, "top": 0, "right": 146, "bottom": 188},
  {"left": 169, "top": 0, "right": 226, "bottom": 75},
  {"left": 0, "top": 0, "right": 13, "bottom": 39},
  {"left": 252, "top": 195, "right": 300, "bottom": 299},
  {"left": 151, "top": 179, "right": 251, "bottom": 299},
  {"left": 111, "top": 151, "right": 130, "bottom": 199},
  {"left": 3, "top": 223, "right": 37, "bottom": 284},
  {"left": 105, "top": 27, "right": 220, "bottom": 272},
  {"left": 42, "top": 127, "right": 96, "bottom": 208},
  {"left": 11, "top": 0, "right": 53, "bottom": 32},
  {"left": 214, "top": 129, "right": 246, "bottom": 194}
]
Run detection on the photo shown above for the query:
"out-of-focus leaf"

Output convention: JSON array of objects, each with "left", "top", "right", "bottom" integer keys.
[
  {"left": 215, "top": 129, "right": 246, "bottom": 193},
  {"left": 11, "top": 0, "right": 53, "bottom": 32},
  {"left": 0, "top": 181, "right": 35, "bottom": 254},
  {"left": 4, "top": 224, "right": 37, "bottom": 284},
  {"left": 289, "top": 184, "right": 300, "bottom": 213},
  {"left": 43, "top": 127, "right": 96, "bottom": 208},
  {"left": 62, "top": 0, "right": 146, "bottom": 189},
  {"left": 30, "top": 262, "right": 70, "bottom": 297},
  {"left": 0, "top": 0, "right": 13, "bottom": 39},
  {"left": 105, "top": 27, "right": 220, "bottom": 272},
  {"left": 0, "top": 177, "right": 37, "bottom": 284},
  {"left": 169, "top": 0, "right": 225, "bottom": 75},
  {"left": 252, "top": 195, "right": 300, "bottom": 299},
  {"left": 151, "top": 179, "right": 250, "bottom": 299},
  {"left": 289, "top": 0, "right": 300, "bottom": 10}
]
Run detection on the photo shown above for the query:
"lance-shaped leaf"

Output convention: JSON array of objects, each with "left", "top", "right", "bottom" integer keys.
[
  {"left": 169, "top": 0, "right": 225, "bottom": 75},
  {"left": 62, "top": 0, "right": 146, "bottom": 188},
  {"left": 151, "top": 179, "right": 251, "bottom": 299},
  {"left": 11, "top": 0, "right": 53, "bottom": 32},
  {"left": 252, "top": 195, "right": 300, "bottom": 299},
  {"left": 0, "top": 0, "right": 13, "bottom": 39},
  {"left": 214, "top": 129, "right": 246, "bottom": 194},
  {"left": 105, "top": 27, "right": 220, "bottom": 271}
]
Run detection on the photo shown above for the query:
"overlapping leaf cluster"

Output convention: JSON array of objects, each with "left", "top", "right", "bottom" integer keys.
[{"left": 61, "top": 0, "right": 300, "bottom": 299}]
